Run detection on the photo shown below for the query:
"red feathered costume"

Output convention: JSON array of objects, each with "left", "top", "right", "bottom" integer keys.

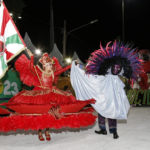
[
  {"left": 9, "top": 54, "right": 77, "bottom": 105},
  {"left": 139, "top": 50, "right": 150, "bottom": 90},
  {"left": 0, "top": 54, "right": 96, "bottom": 132},
  {"left": 139, "top": 65, "right": 149, "bottom": 90}
]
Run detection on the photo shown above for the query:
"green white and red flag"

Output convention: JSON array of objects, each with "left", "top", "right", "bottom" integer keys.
[{"left": 0, "top": 0, "right": 26, "bottom": 78}]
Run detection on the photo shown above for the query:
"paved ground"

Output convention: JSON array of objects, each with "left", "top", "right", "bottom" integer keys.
[{"left": 0, "top": 106, "right": 150, "bottom": 150}]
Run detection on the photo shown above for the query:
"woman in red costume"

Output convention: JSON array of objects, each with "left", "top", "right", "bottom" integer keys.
[{"left": 2, "top": 49, "right": 95, "bottom": 141}]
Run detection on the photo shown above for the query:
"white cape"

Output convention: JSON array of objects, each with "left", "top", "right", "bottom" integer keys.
[{"left": 70, "top": 61, "right": 130, "bottom": 119}]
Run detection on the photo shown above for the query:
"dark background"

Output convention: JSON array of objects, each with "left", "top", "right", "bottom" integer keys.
[{"left": 4, "top": 0, "right": 150, "bottom": 63}]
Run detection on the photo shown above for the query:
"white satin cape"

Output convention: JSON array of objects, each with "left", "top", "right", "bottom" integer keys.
[{"left": 70, "top": 61, "right": 130, "bottom": 120}]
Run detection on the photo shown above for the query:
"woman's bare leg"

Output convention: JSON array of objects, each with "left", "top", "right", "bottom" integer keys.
[
  {"left": 45, "top": 128, "right": 49, "bottom": 134},
  {"left": 38, "top": 129, "right": 45, "bottom": 141},
  {"left": 45, "top": 128, "right": 51, "bottom": 141}
]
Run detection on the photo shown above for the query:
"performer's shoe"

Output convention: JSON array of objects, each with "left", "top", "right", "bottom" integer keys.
[
  {"left": 38, "top": 135, "right": 45, "bottom": 141},
  {"left": 113, "top": 132, "right": 119, "bottom": 139},
  {"left": 45, "top": 132, "right": 51, "bottom": 141},
  {"left": 95, "top": 129, "right": 107, "bottom": 135}
]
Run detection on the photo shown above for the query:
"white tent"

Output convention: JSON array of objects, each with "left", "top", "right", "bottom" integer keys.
[
  {"left": 24, "top": 32, "right": 36, "bottom": 52},
  {"left": 49, "top": 44, "right": 64, "bottom": 66},
  {"left": 72, "top": 51, "right": 84, "bottom": 65},
  {"left": 24, "top": 32, "right": 40, "bottom": 64}
]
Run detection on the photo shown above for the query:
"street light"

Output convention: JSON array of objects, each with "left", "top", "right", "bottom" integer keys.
[
  {"left": 63, "top": 19, "right": 98, "bottom": 61},
  {"left": 35, "top": 49, "right": 41, "bottom": 55},
  {"left": 66, "top": 58, "right": 72, "bottom": 64},
  {"left": 10, "top": 13, "right": 22, "bottom": 20},
  {"left": 10, "top": 13, "right": 13, "bottom": 16},
  {"left": 65, "top": 19, "right": 98, "bottom": 39}
]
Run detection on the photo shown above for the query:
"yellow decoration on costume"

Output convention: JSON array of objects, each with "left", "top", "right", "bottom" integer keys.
[
  {"left": 147, "top": 73, "right": 150, "bottom": 84},
  {"left": 0, "top": 80, "right": 3, "bottom": 94}
]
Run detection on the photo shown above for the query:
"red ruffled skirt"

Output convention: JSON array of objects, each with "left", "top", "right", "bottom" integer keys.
[
  {"left": 2, "top": 86, "right": 95, "bottom": 114},
  {"left": 0, "top": 86, "right": 97, "bottom": 132},
  {"left": 8, "top": 86, "right": 77, "bottom": 105},
  {"left": 0, "top": 108, "right": 97, "bottom": 132}
]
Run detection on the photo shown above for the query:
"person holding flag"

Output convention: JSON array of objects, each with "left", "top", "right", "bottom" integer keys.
[{"left": 0, "top": 0, "right": 26, "bottom": 79}]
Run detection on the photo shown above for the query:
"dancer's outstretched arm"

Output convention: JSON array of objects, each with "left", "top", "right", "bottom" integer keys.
[{"left": 54, "top": 65, "right": 71, "bottom": 76}]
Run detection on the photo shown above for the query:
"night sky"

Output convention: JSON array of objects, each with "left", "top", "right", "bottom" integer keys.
[{"left": 17, "top": 0, "right": 150, "bottom": 63}]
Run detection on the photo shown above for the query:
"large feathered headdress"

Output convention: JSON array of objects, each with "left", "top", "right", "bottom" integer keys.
[
  {"left": 85, "top": 41, "right": 144, "bottom": 80},
  {"left": 39, "top": 53, "right": 54, "bottom": 65},
  {"left": 38, "top": 53, "right": 62, "bottom": 71}
]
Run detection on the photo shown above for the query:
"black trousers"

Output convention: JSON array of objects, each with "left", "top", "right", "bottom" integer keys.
[{"left": 98, "top": 113, "right": 117, "bottom": 133}]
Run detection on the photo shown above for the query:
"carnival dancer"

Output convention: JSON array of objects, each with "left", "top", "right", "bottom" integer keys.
[
  {"left": 0, "top": 49, "right": 96, "bottom": 141},
  {"left": 71, "top": 41, "right": 144, "bottom": 139}
]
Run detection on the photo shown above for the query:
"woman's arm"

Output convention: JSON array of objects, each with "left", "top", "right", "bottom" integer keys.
[
  {"left": 30, "top": 56, "right": 37, "bottom": 75},
  {"left": 54, "top": 64, "right": 71, "bottom": 76},
  {"left": 54, "top": 60, "right": 80, "bottom": 76},
  {"left": 27, "top": 49, "right": 36, "bottom": 75}
]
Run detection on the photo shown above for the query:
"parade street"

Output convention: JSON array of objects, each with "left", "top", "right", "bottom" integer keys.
[{"left": 0, "top": 106, "right": 150, "bottom": 150}]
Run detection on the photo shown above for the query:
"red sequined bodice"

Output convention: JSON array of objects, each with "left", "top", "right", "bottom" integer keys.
[
  {"left": 30, "top": 56, "right": 71, "bottom": 88},
  {"left": 40, "top": 73, "right": 53, "bottom": 88}
]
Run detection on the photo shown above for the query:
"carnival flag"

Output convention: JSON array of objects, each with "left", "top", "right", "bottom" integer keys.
[{"left": 0, "top": 0, "right": 26, "bottom": 78}]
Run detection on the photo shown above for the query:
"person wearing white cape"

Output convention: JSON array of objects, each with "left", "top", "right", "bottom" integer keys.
[{"left": 70, "top": 41, "right": 144, "bottom": 139}]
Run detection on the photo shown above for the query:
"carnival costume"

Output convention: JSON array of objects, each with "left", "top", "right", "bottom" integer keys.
[
  {"left": 129, "top": 50, "right": 150, "bottom": 106},
  {"left": 0, "top": 53, "right": 96, "bottom": 133},
  {"left": 137, "top": 50, "right": 150, "bottom": 90},
  {"left": 70, "top": 41, "right": 144, "bottom": 139}
]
